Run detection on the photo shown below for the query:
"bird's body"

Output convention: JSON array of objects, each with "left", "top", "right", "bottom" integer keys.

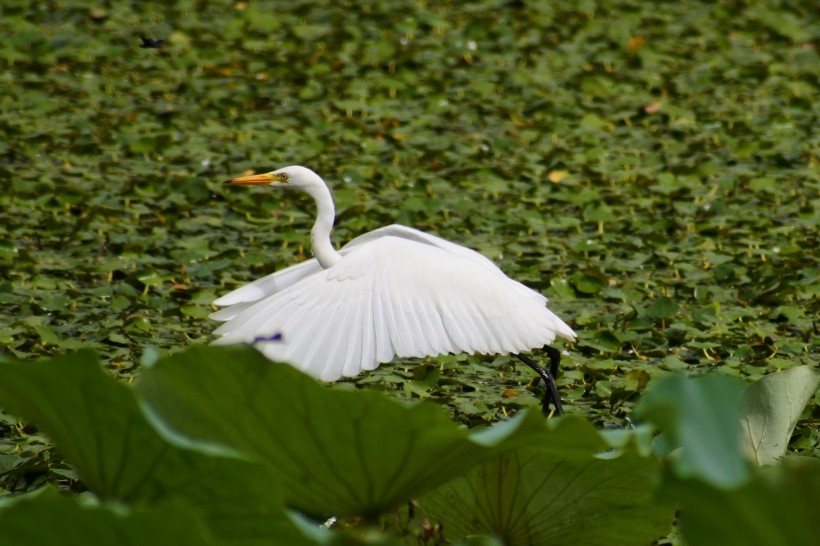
[{"left": 212, "top": 166, "right": 575, "bottom": 407}]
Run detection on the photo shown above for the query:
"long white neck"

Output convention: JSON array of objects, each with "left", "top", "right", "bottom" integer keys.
[{"left": 306, "top": 182, "right": 342, "bottom": 269}]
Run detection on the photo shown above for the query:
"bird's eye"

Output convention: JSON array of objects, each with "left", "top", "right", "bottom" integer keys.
[{"left": 279, "top": 173, "right": 290, "bottom": 182}]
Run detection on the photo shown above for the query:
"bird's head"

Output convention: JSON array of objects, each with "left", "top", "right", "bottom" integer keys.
[{"left": 228, "top": 165, "right": 324, "bottom": 191}]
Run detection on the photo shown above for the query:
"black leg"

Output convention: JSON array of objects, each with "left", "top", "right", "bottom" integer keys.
[
  {"left": 543, "top": 345, "right": 561, "bottom": 380},
  {"left": 513, "top": 348, "right": 564, "bottom": 416}
]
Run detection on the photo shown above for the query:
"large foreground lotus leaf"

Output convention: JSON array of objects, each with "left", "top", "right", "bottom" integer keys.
[
  {"left": 135, "top": 345, "right": 607, "bottom": 518},
  {"left": 668, "top": 457, "right": 820, "bottom": 546},
  {"left": 0, "top": 351, "right": 310, "bottom": 546},
  {"left": 416, "top": 442, "right": 672, "bottom": 546},
  {"left": 634, "top": 373, "right": 750, "bottom": 488},
  {"left": 741, "top": 365, "right": 820, "bottom": 465},
  {"left": 0, "top": 487, "right": 215, "bottom": 546}
]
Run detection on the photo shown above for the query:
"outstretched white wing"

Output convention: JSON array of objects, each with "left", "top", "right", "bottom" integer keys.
[
  {"left": 212, "top": 225, "right": 486, "bottom": 308},
  {"left": 212, "top": 226, "right": 575, "bottom": 381},
  {"left": 210, "top": 258, "right": 324, "bottom": 320}
]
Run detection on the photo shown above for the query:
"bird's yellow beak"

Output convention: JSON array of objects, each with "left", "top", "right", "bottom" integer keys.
[{"left": 229, "top": 172, "right": 284, "bottom": 185}]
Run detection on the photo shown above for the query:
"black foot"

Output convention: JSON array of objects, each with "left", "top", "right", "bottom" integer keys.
[{"left": 514, "top": 346, "right": 564, "bottom": 416}]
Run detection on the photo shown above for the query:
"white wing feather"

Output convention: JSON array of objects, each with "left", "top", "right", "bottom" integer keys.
[{"left": 212, "top": 226, "right": 575, "bottom": 381}]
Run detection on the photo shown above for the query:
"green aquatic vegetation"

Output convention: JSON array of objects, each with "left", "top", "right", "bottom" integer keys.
[
  {"left": 0, "top": 347, "right": 816, "bottom": 544},
  {"left": 0, "top": 0, "right": 817, "bottom": 509}
]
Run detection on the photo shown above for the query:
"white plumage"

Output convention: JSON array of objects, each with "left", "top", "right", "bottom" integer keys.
[{"left": 212, "top": 166, "right": 575, "bottom": 383}]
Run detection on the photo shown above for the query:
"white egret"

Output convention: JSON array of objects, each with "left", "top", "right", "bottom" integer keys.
[{"left": 212, "top": 166, "right": 576, "bottom": 413}]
